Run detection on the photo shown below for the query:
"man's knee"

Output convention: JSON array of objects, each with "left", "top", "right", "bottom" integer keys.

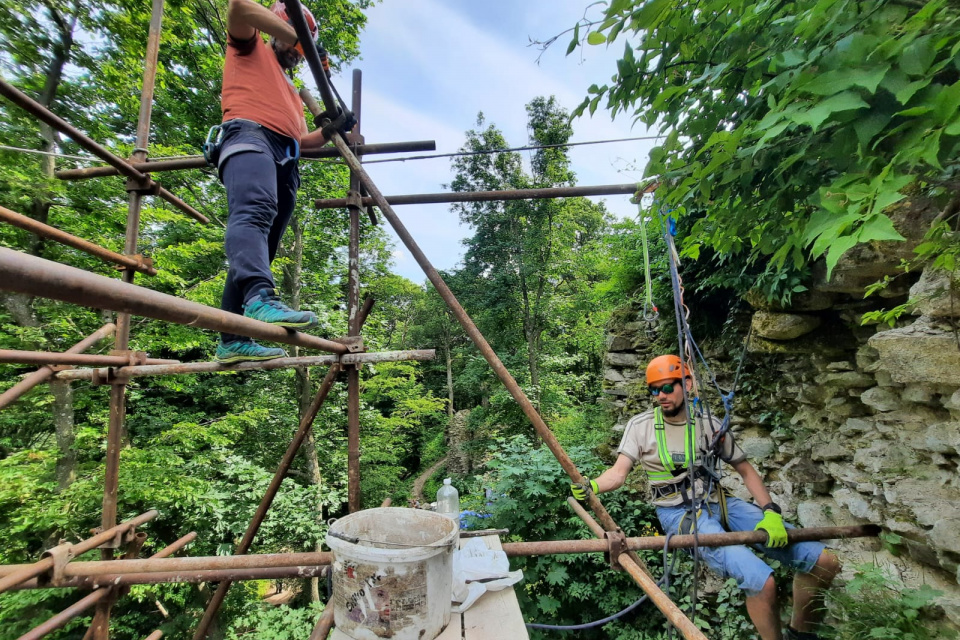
[
  {"left": 813, "top": 550, "right": 841, "bottom": 582},
  {"left": 747, "top": 575, "right": 777, "bottom": 602}
]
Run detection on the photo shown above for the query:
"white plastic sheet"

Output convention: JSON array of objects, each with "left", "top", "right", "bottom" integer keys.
[{"left": 450, "top": 537, "right": 524, "bottom": 614}]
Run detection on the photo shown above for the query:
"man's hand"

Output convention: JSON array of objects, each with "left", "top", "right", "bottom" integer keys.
[
  {"left": 570, "top": 479, "right": 599, "bottom": 502},
  {"left": 755, "top": 510, "right": 788, "bottom": 548}
]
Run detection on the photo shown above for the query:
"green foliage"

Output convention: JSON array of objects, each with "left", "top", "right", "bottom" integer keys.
[
  {"left": 223, "top": 602, "right": 326, "bottom": 640},
  {"left": 571, "top": 0, "right": 960, "bottom": 286},
  {"left": 824, "top": 563, "right": 947, "bottom": 640}
]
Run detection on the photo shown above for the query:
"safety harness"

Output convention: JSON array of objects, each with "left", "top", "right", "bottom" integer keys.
[{"left": 646, "top": 407, "right": 730, "bottom": 534}]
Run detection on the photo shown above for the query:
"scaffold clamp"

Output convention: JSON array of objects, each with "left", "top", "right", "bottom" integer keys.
[
  {"left": 604, "top": 530, "right": 626, "bottom": 571},
  {"left": 38, "top": 542, "right": 75, "bottom": 587}
]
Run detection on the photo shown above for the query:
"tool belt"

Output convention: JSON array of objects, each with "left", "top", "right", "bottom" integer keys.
[
  {"left": 203, "top": 119, "right": 300, "bottom": 172},
  {"left": 652, "top": 468, "right": 731, "bottom": 533}
]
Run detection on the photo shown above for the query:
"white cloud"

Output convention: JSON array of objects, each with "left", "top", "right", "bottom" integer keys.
[{"left": 322, "top": 0, "right": 656, "bottom": 281}]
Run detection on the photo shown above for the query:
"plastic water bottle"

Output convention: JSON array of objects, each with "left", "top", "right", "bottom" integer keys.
[{"left": 436, "top": 478, "right": 460, "bottom": 529}]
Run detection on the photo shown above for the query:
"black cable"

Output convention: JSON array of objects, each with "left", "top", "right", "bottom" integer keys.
[{"left": 361, "top": 135, "right": 661, "bottom": 165}]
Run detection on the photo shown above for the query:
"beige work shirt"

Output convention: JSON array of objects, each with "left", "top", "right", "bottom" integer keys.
[{"left": 616, "top": 407, "right": 746, "bottom": 507}]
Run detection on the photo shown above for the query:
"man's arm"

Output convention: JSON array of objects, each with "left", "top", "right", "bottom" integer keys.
[
  {"left": 300, "top": 127, "right": 327, "bottom": 151},
  {"left": 594, "top": 454, "right": 635, "bottom": 493},
  {"left": 731, "top": 458, "right": 774, "bottom": 507},
  {"left": 227, "top": 0, "right": 298, "bottom": 44}
]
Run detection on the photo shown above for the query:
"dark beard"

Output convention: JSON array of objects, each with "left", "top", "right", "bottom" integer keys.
[
  {"left": 272, "top": 41, "right": 300, "bottom": 70},
  {"left": 661, "top": 403, "right": 685, "bottom": 419}
]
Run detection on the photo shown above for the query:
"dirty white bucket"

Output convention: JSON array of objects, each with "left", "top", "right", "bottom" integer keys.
[{"left": 326, "top": 507, "right": 458, "bottom": 640}]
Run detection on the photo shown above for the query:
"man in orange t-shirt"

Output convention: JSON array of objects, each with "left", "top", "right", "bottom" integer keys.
[{"left": 214, "top": 0, "right": 349, "bottom": 363}]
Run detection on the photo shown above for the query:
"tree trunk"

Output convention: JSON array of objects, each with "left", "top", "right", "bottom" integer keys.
[
  {"left": 280, "top": 215, "right": 325, "bottom": 602},
  {"left": 444, "top": 329, "right": 454, "bottom": 417},
  {"left": 50, "top": 381, "right": 77, "bottom": 490}
]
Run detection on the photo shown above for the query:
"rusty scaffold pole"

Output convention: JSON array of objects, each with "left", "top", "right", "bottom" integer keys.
[
  {"left": 315, "top": 183, "right": 641, "bottom": 209},
  {"left": 283, "top": 0, "right": 650, "bottom": 570},
  {"left": 15, "top": 532, "right": 195, "bottom": 640},
  {"left": 0, "top": 206, "right": 158, "bottom": 275},
  {"left": 91, "top": 2, "right": 166, "bottom": 637},
  {"left": 0, "top": 78, "right": 207, "bottom": 225},
  {"left": 52, "top": 349, "right": 435, "bottom": 382},
  {"left": 0, "top": 510, "right": 158, "bottom": 595},
  {"left": 0, "top": 323, "right": 116, "bottom": 410},
  {"left": 191, "top": 365, "right": 342, "bottom": 639},
  {"left": 54, "top": 140, "right": 437, "bottom": 180},
  {"left": 0, "top": 248, "right": 352, "bottom": 354},
  {"left": 0, "top": 351, "right": 177, "bottom": 367},
  {"left": 565, "top": 497, "right": 706, "bottom": 640},
  {"left": 346, "top": 69, "right": 364, "bottom": 514}
]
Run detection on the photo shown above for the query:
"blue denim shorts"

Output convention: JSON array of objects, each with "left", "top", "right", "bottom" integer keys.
[{"left": 656, "top": 496, "right": 825, "bottom": 595}]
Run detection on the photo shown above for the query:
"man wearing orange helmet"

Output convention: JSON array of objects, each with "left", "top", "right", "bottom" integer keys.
[
  {"left": 571, "top": 354, "right": 840, "bottom": 640},
  {"left": 213, "top": 0, "right": 352, "bottom": 363}
]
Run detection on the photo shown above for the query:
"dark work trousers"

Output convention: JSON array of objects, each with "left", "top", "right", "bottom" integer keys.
[{"left": 218, "top": 119, "right": 301, "bottom": 343}]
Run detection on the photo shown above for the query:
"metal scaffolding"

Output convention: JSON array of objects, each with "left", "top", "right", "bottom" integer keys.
[{"left": 0, "top": 2, "right": 880, "bottom": 639}]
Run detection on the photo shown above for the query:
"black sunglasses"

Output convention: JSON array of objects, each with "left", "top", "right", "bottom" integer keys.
[{"left": 649, "top": 381, "right": 680, "bottom": 396}]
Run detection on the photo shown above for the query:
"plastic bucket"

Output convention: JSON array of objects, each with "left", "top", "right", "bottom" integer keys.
[{"left": 326, "top": 508, "right": 458, "bottom": 640}]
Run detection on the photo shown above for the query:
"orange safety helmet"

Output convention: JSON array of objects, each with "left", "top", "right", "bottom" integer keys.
[
  {"left": 270, "top": 1, "right": 319, "bottom": 41},
  {"left": 645, "top": 355, "right": 690, "bottom": 385}
]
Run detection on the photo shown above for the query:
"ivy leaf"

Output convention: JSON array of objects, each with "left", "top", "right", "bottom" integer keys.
[
  {"left": 900, "top": 35, "right": 936, "bottom": 76},
  {"left": 587, "top": 31, "right": 606, "bottom": 45},
  {"left": 858, "top": 214, "right": 905, "bottom": 243},
  {"left": 790, "top": 91, "right": 869, "bottom": 132},
  {"left": 802, "top": 65, "right": 889, "bottom": 96},
  {"left": 824, "top": 234, "right": 860, "bottom": 280}
]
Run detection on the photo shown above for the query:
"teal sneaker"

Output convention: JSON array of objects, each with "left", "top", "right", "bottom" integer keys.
[
  {"left": 243, "top": 288, "right": 318, "bottom": 329},
  {"left": 216, "top": 338, "right": 287, "bottom": 363}
]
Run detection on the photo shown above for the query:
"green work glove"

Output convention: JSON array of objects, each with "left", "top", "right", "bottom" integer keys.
[
  {"left": 755, "top": 510, "right": 788, "bottom": 548},
  {"left": 570, "top": 479, "right": 599, "bottom": 502}
]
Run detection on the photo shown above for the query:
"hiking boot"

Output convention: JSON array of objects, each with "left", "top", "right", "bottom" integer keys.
[
  {"left": 784, "top": 627, "right": 824, "bottom": 640},
  {"left": 216, "top": 338, "right": 287, "bottom": 363},
  {"left": 243, "top": 288, "right": 318, "bottom": 329}
]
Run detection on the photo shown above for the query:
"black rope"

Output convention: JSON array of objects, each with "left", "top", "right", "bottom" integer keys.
[{"left": 361, "top": 135, "right": 662, "bottom": 165}]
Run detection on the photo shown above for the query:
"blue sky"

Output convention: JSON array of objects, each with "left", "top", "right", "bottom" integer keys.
[{"left": 324, "top": 0, "right": 658, "bottom": 283}]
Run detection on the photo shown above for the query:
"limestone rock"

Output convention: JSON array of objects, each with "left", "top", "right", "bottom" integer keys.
[
  {"left": 606, "top": 352, "right": 640, "bottom": 367},
  {"left": 860, "top": 387, "right": 901, "bottom": 412},
  {"left": 910, "top": 268, "right": 960, "bottom": 318},
  {"left": 826, "top": 361, "right": 855, "bottom": 372},
  {"left": 603, "top": 368, "right": 625, "bottom": 383},
  {"left": 856, "top": 344, "right": 881, "bottom": 372},
  {"left": 819, "top": 371, "right": 875, "bottom": 388},
  {"left": 833, "top": 487, "right": 881, "bottom": 521},
  {"left": 869, "top": 318, "right": 960, "bottom": 386},
  {"left": 943, "top": 390, "right": 960, "bottom": 411},
  {"left": 737, "top": 434, "right": 775, "bottom": 461},
  {"left": 605, "top": 334, "right": 633, "bottom": 352},
  {"left": 752, "top": 311, "right": 822, "bottom": 340},
  {"left": 924, "top": 422, "right": 960, "bottom": 455},
  {"left": 744, "top": 288, "right": 836, "bottom": 312},
  {"left": 446, "top": 409, "right": 472, "bottom": 475},
  {"left": 902, "top": 384, "right": 935, "bottom": 404}
]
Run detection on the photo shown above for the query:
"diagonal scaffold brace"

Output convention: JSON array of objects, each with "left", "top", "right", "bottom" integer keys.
[{"left": 269, "top": 0, "right": 706, "bottom": 637}]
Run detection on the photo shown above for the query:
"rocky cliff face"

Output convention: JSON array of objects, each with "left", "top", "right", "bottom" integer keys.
[{"left": 603, "top": 246, "right": 960, "bottom": 624}]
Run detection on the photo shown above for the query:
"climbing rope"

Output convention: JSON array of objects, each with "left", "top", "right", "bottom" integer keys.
[{"left": 638, "top": 204, "right": 659, "bottom": 331}]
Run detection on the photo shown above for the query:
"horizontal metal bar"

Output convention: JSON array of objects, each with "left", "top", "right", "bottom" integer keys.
[
  {"left": 0, "top": 248, "right": 349, "bottom": 354},
  {"left": 14, "top": 564, "right": 329, "bottom": 591},
  {"left": 314, "top": 183, "right": 640, "bottom": 209},
  {"left": 0, "top": 206, "right": 157, "bottom": 275},
  {"left": 0, "top": 350, "right": 178, "bottom": 367},
  {"left": 500, "top": 524, "right": 881, "bottom": 558},
  {"left": 0, "top": 510, "right": 158, "bottom": 595},
  {"left": 0, "top": 324, "right": 116, "bottom": 410},
  {"left": 0, "top": 551, "right": 332, "bottom": 580},
  {"left": 15, "top": 531, "right": 194, "bottom": 639},
  {"left": 54, "top": 141, "right": 438, "bottom": 181},
  {"left": 53, "top": 350, "right": 435, "bottom": 381}
]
